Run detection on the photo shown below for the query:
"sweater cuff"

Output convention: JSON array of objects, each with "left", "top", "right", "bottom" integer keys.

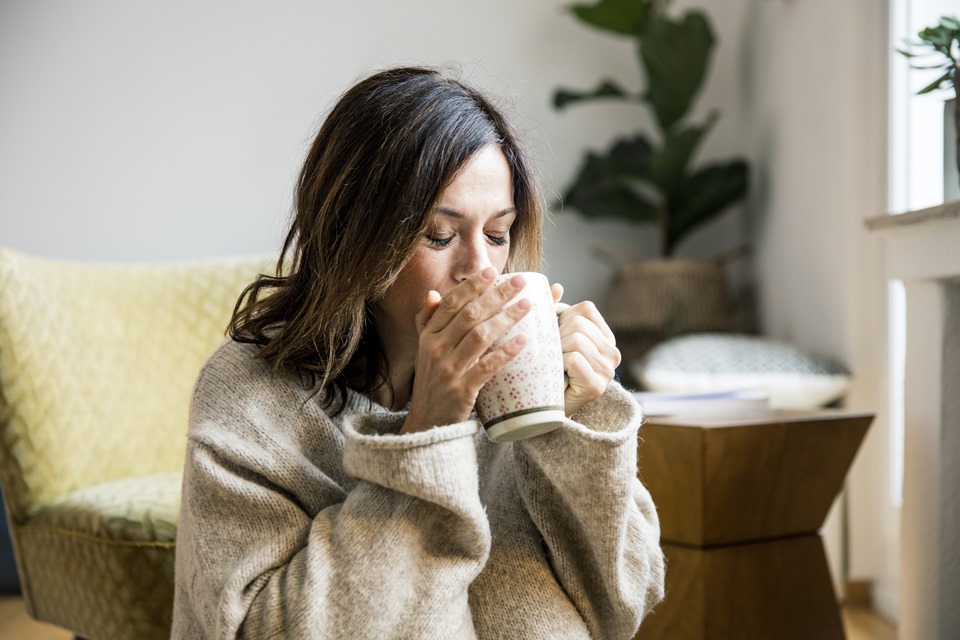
[
  {"left": 342, "top": 414, "right": 482, "bottom": 502},
  {"left": 534, "top": 383, "right": 643, "bottom": 449}
]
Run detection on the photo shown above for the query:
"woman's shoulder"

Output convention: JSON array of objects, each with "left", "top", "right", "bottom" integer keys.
[
  {"left": 198, "top": 338, "right": 274, "bottom": 387},
  {"left": 188, "top": 338, "right": 346, "bottom": 448},
  {"left": 193, "top": 338, "right": 312, "bottom": 415}
]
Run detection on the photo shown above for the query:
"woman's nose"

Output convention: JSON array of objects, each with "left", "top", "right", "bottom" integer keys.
[{"left": 454, "top": 236, "right": 493, "bottom": 282}]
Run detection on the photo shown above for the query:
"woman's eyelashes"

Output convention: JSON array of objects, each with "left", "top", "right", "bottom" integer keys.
[
  {"left": 424, "top": 232, "right": 509, "bottom": 248},
  {"left": 426, "top": 234, "right": 454, "bottom": 248}
]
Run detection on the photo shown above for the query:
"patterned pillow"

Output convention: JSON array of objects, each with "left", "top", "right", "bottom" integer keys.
[{"left": 631, "top": 333, "right": 851, "bottom": 409}]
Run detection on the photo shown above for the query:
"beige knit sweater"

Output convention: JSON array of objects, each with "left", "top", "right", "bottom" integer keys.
[{"left": 172, "top": 339, "right": 664, "bottom": 639}]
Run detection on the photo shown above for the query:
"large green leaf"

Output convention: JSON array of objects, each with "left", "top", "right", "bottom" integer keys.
[
  {"left": 553, "top": 79, "right": 635, "bottom": 109},
  {"left": 608, "top": 134, "right": 656, "bottom": 171},
  {"left": 919, "top": 25, "right": 956, "bottom": 49},
  {"left": 667, "top": 160, "right": 749, "bottom": 253},
  {"left": 646, "top": 113, "right": 717, "bottom": 193},
  {"left": 563, "top": 136, "right": 660, "bottom": 222},
  {"left": 567, "top": 0, "right": 653, "bottom": 36},
  {"left": 640, "top": 10, "right": 715, "bottom": 130}
]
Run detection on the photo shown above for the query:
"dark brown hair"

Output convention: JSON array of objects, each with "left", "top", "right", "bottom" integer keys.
[{"left": 229, "top": 66, "right": 544, "bottom": 409}]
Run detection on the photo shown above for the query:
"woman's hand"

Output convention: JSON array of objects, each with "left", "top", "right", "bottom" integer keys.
[
  {"left": 401, "top": 268, "right": 531, "bottom": 434},
  {"left": 550, "top": 283, "right": 621, "bottom": 417}
]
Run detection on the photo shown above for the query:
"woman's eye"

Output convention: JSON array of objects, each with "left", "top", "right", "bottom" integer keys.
[
  {"left": 426, "top": 235, "right": 454, "bottom": 248},
  {"left": 486, "top": 234, "right": 508, "bottom": 247}
]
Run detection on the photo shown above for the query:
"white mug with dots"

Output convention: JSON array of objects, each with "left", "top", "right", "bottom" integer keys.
[{"left": 476, "top": 272, "right": 568, "bottom": 443}]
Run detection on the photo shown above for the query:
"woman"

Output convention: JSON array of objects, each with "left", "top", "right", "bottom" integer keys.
[{"left": 172, "top": 66, "right": 664, "bottom": 639}]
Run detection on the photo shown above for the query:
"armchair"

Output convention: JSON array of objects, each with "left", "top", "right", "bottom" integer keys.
[{"left": 0, "top": 248, "right": 273, "bottom": 639}]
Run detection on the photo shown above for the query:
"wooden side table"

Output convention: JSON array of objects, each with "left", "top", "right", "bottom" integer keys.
[{"left": 635, "top": 411, "right": 874, "bottom": 639}]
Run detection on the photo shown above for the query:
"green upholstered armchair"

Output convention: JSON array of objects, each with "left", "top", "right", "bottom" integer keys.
[{"left": 0, "top": 248, "right": 274, "bottom": 640}]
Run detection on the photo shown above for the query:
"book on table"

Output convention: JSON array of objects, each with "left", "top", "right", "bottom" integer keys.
[{"left": 632, "top": 388, "right": 771, "bottom": 418}]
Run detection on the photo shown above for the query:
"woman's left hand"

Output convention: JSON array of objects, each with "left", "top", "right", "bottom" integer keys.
[{"left": 551, "top": 283, "right": 621, "bottom": 417}]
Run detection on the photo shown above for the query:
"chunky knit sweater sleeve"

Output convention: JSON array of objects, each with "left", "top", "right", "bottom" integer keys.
[
  {"left": 511, "top": 383, "right": 665, "bottom": 638},
  {"left": 172, "top": 341, "right": 491, "bottom": 639}
]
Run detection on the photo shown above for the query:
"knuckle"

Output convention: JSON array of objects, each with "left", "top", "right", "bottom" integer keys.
[
  {"left": 571, "top": 300, "right": 594, "bottom": 315},
  {"left": 563, "top": 352, "right": 584, "bottom": 376},
  {"left": 476, "top": 354, "right": 501, "bottom": 376},
  {"left": 568, "top": 333, "right": 592, "bottom": 354},
  {"left": 496, "top": 280, "right": 519, "bottom": 302},
  {"left": 567, "top": 315, "right": 591, "bottom": 334},
  {"left": 469, "top": 323, "right": 492, "bottom": 345},
  {"left": 460, "top": 303, "right": 483, "bottom": 324},
  {"left": 587, "top": 379, "right": 606, "bottom": 396},
  {"left": 438, "top": 295, "right": 459, "bottom": 313},
  {"left": 508, "top": 301, "right": 529, "bottom": 319},
  {"left": 425, "top": 341, "right": 446, "bottom": 361}
]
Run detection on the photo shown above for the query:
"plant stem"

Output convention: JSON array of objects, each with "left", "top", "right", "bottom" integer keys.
[{"left": 658, "top": 204, "right": 670, "bottom": 257}]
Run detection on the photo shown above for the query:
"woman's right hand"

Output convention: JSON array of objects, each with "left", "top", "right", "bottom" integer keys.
[{"left": 401, "top": 267, "right": 531, "bottom": 434}]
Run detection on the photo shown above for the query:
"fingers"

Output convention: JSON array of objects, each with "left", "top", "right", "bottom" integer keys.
[
  {"left": 466, "top": 330, "right": 528, "bottom": 387},
  {"left": 559, "top": 311, "right": 621, "bottom": 372},
  {"left": 563, "top": 350, "right": 611, "bottom": 404},
  {"left": 414, "top": 268, "right": 533, "bottom": 391},
  {"left": 561, "top": 328, "right": 619, "bottom": 381},
  {"left": 550, "top": 282, "right": 564, "bottom": 304},
  {"left": 452, "top": 296, "right": 531, "bottom": 364},
  {"left": 415, "top": 290, "right": 443, "bottom": 334},
  {"left": 422, "top": 267, "right": 504, "bottom": 334},
  {"left": 556, "top": 300, "right": 622, "bottom": 415},
  {"left": 559, "top": 300, "right": 616, "bottom": 345}
]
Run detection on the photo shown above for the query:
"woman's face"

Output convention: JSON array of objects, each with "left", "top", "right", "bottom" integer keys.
[{"left": 375, "top": 144, "right": 517, "bottom": 352}]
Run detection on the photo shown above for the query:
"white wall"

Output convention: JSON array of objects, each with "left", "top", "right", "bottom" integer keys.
[
  {"left": 745, "top": 0, "right": 896, "bottom": 619},
  {"left": 0, "top": 0, "right": 752, "bottom": 306}
]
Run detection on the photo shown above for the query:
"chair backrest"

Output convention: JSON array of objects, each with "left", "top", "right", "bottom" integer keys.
[{"left": 0, "top": 248, "right": 274, "bottom": 522}]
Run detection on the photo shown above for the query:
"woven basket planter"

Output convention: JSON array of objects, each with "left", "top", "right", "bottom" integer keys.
[{"left": 603, "top": 259, "right": 735, "bottom": 371}]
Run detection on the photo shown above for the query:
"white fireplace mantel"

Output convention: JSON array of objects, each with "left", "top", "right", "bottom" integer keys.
[{"left": 867, "top": 200, "right": 960, "bottom": 640}]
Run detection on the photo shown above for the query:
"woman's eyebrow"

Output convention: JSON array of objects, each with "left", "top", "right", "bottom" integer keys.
[{"left": 434, "top": 206, "right": 518, "bottom": 218}]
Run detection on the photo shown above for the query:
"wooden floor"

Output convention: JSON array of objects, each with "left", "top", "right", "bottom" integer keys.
[
  {"left": 0, "top": 595, "right": 896, "bottom": 640},
  {"left": 841, "top": 605, "right": 898, "bottom": 640},
  {"left": 0, "top": 595, "right": 71, "bottom": 640}
]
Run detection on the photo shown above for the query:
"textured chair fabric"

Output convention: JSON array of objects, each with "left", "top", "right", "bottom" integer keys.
[{"left": 0, "top": 248, "right": 273, "bottom": 640}]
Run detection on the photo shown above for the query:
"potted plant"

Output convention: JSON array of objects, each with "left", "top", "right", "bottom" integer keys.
[
  {"left": 553, "top": 0, "right": 751, "bottom": 360},
  {"left": 898, "top": 15, "right": 960, "bottom": 199}
]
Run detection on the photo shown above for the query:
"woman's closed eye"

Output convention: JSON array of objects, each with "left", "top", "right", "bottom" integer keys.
[
  {"left": 425, "top": 233, "right": 509, "bottom": 248},
  {"left": 426, "top": 234, "right": 455, "bottom": 248}
]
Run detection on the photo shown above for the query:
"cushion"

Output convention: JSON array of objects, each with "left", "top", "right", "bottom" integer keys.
[
  {"left": 14, "top": 472, "right": 180, "bottom": 638},
  {"left": 29, "top": 472, "right": 180, "bottom": 542},
  {"left": 631, "top": 333, "right": 851, "bottom": 409}
]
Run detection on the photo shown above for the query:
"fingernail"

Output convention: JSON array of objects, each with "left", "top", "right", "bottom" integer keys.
[
  {"left": 515, "top": 298, "right": 532, "bottom": 312},
  {"left": 480, "top": 267, "right": 496, "bottom": 280},
  {"left": 509, "top": 274, "right": 526, "bottom": 289}
]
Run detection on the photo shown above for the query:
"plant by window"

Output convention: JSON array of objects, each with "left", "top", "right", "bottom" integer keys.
[
  {"left": 898, "top": 15, "right": 960, "bottom": 191},
  {"left": 898, "top": 15, "right": 959, "bottom": 95}
]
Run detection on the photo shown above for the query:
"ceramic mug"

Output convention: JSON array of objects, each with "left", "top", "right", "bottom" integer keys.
[{"left": 476, "top": 272, "right": 568, "bottom": 442}]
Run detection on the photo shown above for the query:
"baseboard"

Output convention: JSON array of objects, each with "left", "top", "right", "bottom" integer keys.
[{"left": 843, "top": 579, "right": 873, "bottom": 607}]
